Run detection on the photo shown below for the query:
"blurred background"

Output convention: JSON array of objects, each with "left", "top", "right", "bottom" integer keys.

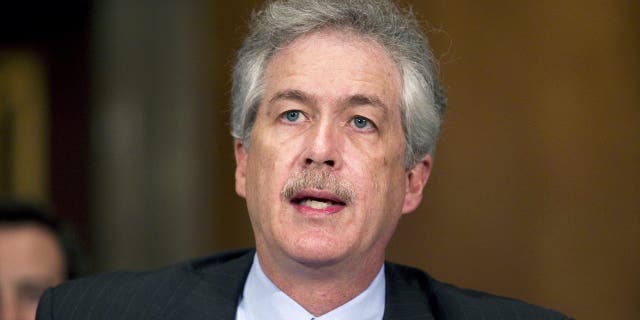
[{"left": 0, "top": 0, "right": 638, "bottom": 319}]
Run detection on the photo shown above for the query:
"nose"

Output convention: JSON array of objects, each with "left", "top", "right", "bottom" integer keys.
[
  {"left": 303, "top": 121, "right": 341, "bottom": 169},
  {"left": 305, "top": 158, "right": 334, "bottom": 167},
  {"left": 1, "top": 298, "right": 17, "bottom": 320}
]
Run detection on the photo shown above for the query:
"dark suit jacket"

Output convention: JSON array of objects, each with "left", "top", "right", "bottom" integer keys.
[{"left": 36, "top": 248, "right": 569, "bottom": 319}]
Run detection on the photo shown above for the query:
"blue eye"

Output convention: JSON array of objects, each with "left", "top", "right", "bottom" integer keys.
[
  {"left": 352, "top": 116, "right": 373, "bottom": 129},
  {"left": 284, "top": 110, "right": 301, "bottom": 122}
]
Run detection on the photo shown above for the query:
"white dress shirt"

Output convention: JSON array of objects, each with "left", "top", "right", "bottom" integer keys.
[{"left": 236, "top": 254, "right": 385, "bottom": 320}]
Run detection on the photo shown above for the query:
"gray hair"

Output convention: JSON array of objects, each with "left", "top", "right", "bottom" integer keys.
[{"left": 231, "top": 0, "right": 446, "bottom": 168}]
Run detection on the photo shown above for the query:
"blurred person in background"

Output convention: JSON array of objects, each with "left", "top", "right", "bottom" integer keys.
[{"left": 0, "top": 202, "right": 78, "bottom": 320}]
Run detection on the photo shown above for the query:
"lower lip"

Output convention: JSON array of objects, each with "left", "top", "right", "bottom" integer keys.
[{"left": 292, "top": 203, "right": 345, "bottom": 216}]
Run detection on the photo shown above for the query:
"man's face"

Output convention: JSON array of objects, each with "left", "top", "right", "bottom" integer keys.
[
  {"left": 235, "top": 30, "right": 431, "bottom": 267},
  {"left": 0, "top": 224, "right": 65, "bottom": 320}
]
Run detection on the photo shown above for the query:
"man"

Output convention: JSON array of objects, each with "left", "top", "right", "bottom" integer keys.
[
  {"left": 0, "top": 203, "right": 70, "bottom": 320},
  {"left": 37, "top": 0, "right": 570, "bottom": 319}
]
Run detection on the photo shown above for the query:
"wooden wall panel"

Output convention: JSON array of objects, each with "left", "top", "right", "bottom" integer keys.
[{"left": 209, "top": 1, "right": 640, "bottom": 319}]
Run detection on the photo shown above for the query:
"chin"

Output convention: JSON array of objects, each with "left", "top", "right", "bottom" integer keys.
[{"left": 285, "top": 236, "right": 353, "bottom": 268}]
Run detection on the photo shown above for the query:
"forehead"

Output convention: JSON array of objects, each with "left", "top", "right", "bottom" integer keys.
[
  {"left": 263, "top": 29, "right": 403, "bottom": 109},
  {"left": 0, "top": 224, "right": 65, "bottom": 282}
]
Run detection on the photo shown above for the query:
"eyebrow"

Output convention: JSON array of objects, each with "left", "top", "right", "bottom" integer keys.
[
  {"left": 345, "top": 94, "right": 387, "bottom": 110},
  {"left": 268, "top": 89, "right": 389, "bottom": 114},
  {"left": 16, "top": 278, "right": 53, "bottom": 295},
  {"left": 269, "top": 89, "right": 315, "bottom": 105}
]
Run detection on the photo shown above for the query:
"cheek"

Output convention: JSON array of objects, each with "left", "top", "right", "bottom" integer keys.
[
  {"left": 357, "top": 152, "right": 407, "bottom": 210},
  {"left": 245, "top": 134, "right": 295, "bottom": 202},
  {"left": 246, "top": 150, "right": 274, "bottom": 194},
  {"left": 345, "top": 140, "right": 403, "bottom": 178}
]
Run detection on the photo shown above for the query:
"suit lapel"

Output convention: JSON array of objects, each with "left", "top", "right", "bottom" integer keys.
[
  {"left": 383, "top": 262, "right": 437, "bottom": 320},
  {"left": 162, "top": 249, "right": 255, "bottom": 320},
  {"left": 148, "top": 251, "right": 439, "bottom": 320}
]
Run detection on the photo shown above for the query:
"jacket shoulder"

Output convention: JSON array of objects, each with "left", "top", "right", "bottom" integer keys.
[
  {"left": 36, "top": 248, "right": 254, "bottom": 320},
  {"left": 385, "top": 262, "right": 571, "bottom": 320}
]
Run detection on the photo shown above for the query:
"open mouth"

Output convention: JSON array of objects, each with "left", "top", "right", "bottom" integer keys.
[
  {"left": 291, "top": 196, "right": 346, "bottom": 210},
  {"left": 289, "top": 190, "right": 347, "bottom": 213}
]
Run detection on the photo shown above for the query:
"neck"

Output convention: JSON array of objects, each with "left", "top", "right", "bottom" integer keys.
[{"left": 256, "top": 247, "right": 384, "bottom": 316}]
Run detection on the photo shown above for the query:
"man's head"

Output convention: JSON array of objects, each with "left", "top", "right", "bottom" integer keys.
[
  {"left": 231, "top": 0, "right": 446, "bottom": 169},
  {"left": 232, "top": 0, "right": 445, "bottom": 270},
  {"left": 0, "top": 203, "right": 68, "bottom": 320}
]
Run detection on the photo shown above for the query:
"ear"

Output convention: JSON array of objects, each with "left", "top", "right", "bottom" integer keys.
[
  {"left": 401, "top": 155, "right": 433, "bottom": 214},
  {"left": 234, "top": 139, "right": 248, "bottom": 199}
]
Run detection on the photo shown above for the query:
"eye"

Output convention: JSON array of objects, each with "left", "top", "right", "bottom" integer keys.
[
  {"left": 17, "top": 285, "right": 48, "bottom": 305},
  {"left": 351, "top": 115, "right": 375, "bottom": 131},
  {"left": 281, "top": 110, "right": 303, "bottom": 123}
]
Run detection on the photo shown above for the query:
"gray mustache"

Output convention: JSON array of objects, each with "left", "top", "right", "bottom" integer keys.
[{"left": 282, "top": 169, "right": 355, "bottom": 204}]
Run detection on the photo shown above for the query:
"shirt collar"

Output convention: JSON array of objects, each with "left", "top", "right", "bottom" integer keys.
[{"left": 237, "top": 254, "right": 385, "bottom": 320}]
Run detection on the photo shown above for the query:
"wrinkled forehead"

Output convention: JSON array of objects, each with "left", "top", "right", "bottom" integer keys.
[{"left": 262, "top": 28, "right": 403, "bottom": 110}]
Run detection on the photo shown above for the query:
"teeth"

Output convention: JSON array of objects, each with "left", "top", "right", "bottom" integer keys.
[{"left": 301, "top": 199, "right": 331, "bottom": 209}]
